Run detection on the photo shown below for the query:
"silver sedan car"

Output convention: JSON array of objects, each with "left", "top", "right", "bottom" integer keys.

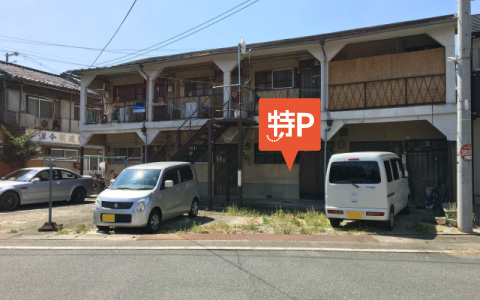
[{"left": 0, "top": 167, "right": 94, "bottom": 211}]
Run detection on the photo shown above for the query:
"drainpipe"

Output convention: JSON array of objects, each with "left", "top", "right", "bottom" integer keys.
[
  {"left": 320, "top": 40, "right": 332, "bottom": 190},
  {"left": 139, "top": 65, "right": 149, "bottom": 163},
  {"left": 18, "top": 84, "right": 23, "bottom": 128},
  {"left": 3, "top": 80, "right": 8, "bottom": 124}
]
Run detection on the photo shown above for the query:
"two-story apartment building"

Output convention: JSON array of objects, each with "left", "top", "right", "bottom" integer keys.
[
  {"left": 74, "top": 15, "right": 458, "bottom": 207},
  {"left": 470, "top": 14, "right": 480, "bottom": 205},
  {"left": 0, "top": 62, "right": 103, "bottom": 176}
]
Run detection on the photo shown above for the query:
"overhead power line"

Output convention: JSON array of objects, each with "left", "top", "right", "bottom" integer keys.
[
  {"left": 0, "top": 45, "right": 92, "bottom": 66},
  {"left": 0, "top": 34, "right": 194, "bottom": 54},
  {"left": 97, "top": 0, "right": 259, "bottom": 67},
  {"left": 90, "top": 0, "right": 137, "bottom": 66}
]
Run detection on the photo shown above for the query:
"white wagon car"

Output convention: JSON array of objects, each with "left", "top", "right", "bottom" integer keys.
[
  {"left": 0, "top": 167, "right": 94, "bottom": 211},
  {"left": 93, "top": 162, "right": 200, "bottom": 233}
]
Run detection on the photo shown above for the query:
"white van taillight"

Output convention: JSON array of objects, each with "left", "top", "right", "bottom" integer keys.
[
  {"left": 366, "top": 212, "right": 385, "bottom": 216},
  {"left": 327, "top": 210, "right": 344, "bottom": 214},
  {"left": 348, "top": 158, "right": 359, "bottom": 161}
]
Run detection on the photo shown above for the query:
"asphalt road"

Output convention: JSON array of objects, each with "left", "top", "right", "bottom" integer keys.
[{"left": 1, "top": 249, "right": 479, "bottom": 300}]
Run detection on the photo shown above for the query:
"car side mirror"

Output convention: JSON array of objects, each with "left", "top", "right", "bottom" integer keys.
[
  {"left": 165, "top": 180, "right": 174, "bottom": 188},
  {"left": 404, "top": 170, "right": 409, "bottom": 178},
  {"left": 31, "top": 178, "right": 40, "bottom": 183}
]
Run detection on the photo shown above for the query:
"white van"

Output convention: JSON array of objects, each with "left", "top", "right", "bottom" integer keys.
[
  {"left": 93, "top": 162, "right": 200, "bottom": 233},
  {"left": 325, "top": 152, "right": 410, "bottom": 230}
]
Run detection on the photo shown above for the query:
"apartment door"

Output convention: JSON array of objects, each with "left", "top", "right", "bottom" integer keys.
[
  {"left": 299, "top": 142, "right": 333, "bottom": 200},
  {"left": 214, "top": 144, "right": 238, "bottom": 196},
  {"left": 405, "top": 140, "right": 448, "bottom": 205},
  {"left": 299, "top": 151, "right": 324, "bottom": 200}
]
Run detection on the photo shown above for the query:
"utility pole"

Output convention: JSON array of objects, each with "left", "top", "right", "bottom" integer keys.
[
  {"left": 457, "top": 0, "right": 473, "bottom": 233},
  {"left": 5, "top": 52, "right": 18, "bottom": 62}
]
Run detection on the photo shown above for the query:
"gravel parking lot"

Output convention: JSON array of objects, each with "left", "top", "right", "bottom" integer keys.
[
  {"left": 0, "top": 197, "right": 252, "bottom": 235},
  {"left": 0, "top": 198, "right": 97, "bottom": 234},
  {"left": 1, "top": 196, "right": 477, "bottom": 236}
]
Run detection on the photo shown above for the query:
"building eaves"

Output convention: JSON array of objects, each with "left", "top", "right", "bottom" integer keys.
[
  {"left": 74, "top": 14, "right": 457, "bottom": 74},
  {"left": 0, "top": 61, "right": 100, "bottom": 97}
]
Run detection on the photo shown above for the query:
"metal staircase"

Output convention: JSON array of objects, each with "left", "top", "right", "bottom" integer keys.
[
  {"left": 147, "top": 87, "right": 258, "bottom": 163},
  {"left": 170, "top": 120, "right": 229, "bottom": 162}
]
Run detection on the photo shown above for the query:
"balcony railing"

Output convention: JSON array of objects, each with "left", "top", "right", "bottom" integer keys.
[
  {"left": 328, "top": 74, "right": 446, "bottom": 111},
  {"left": 96, "top": 87, "right": 259, "bottom": 124},
  {"left": 86, "top": 73, "right": 446, "bottom": 126}
]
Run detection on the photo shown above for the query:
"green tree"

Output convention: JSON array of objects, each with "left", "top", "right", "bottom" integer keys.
[{"left": 1, "top": 126, "right": 39, "bottom": 169}]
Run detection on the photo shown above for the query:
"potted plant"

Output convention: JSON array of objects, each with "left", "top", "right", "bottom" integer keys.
[
  {"left": 435, "top": 216, "right": 447, "bottom": 225},
  {"left": 442, "top": 202, "right": 457, "bottom": 227},
  {"left": 443, "top": 202, "right": 457, "bottom": 219}
]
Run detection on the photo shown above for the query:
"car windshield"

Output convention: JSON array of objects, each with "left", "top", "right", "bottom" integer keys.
[
  {"left": 329, "top": 161, "right": 381, "bottom": 184},
  {"left": 111, "top": 169, "right": 161, "bottom": 190},
  {"left": 1, "top": 169, "right": 39, "bottom": 182}
]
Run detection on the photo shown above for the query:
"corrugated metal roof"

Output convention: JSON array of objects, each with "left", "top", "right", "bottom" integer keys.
[
  {"left": 472, "top": 14, "right": 480, "bottom": 33},
  {"left": 74, "top": 14, "right": 457, "bottom": 74},
  {"left": 0, "top": 61, "right": 99, "bottom": 96}
]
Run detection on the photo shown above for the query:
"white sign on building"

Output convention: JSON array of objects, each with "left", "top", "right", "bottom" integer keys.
[{"left": 32, "top": 131, "right": 79, "bottom": 145}]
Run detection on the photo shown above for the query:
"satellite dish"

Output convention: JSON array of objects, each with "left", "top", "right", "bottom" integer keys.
[{"left": 239, "top": 37, "right": 246, "bottom": 54}]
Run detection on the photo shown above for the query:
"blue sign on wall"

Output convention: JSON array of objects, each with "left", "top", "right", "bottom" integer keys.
[{"left": 133, "top": 105, "right": 145, "bottom": 113}]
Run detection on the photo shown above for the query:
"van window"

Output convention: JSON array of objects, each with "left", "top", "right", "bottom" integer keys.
[
  {"left": 329, "top": 161, "right": 381, "bottom": 184},
  {"left": 394, "top": 159, "right": 405, "bottom": 178},
  {"left": 179, "top": 166, "right": 193, "bottom": 182},
  {"left": 161, "top": 168, "right": 179, "bottom": 189},
  {"left": 384, "top": 161, "right": 393, "bottom": 182},
  {"left": 390, "top": 159, "right": 400, "bottom": 180}
]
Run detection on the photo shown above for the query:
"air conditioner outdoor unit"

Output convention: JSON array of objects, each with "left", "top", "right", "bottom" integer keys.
[{"left": 39, "top": 119, "right": 53, "bottom": 130}]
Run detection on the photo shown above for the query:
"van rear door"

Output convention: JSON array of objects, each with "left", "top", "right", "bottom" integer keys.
[{"left": 326, "top": 160, "right": 387, "bottom": 209}]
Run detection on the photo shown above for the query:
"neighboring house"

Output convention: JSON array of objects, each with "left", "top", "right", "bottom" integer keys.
[
  {"left": 74, "top": 15, "right": 458, "bottom": 207},
  {"left": 470, "top": 14, "right": 480, "bottom": 205},
  {"left": 0, "top": 62, "right": 104, "bottom": 176}
]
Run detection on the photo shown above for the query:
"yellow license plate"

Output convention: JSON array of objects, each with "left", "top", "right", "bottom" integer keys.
[
  {"left": 348, "top": 211, "right": 363, "bottom": 220},
  {"left": 102, "top": 214, "right": 115, "bottom": 222}
]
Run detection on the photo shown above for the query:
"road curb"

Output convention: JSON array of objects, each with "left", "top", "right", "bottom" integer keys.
[{"left": 0, "top": 245, "right": 477, "bottom": 254}]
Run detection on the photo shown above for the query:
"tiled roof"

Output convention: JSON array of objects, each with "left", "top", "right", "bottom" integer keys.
[
  {"left": 74, "top": 14, "right": 457, "bottom": 74},
  {"left": 0, "top": 61, "right": 99, "bottom": 96}
]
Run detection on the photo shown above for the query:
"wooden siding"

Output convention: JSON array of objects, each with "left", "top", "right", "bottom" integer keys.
[{"left": 328, "top": 48, "right": 446, "bottom": 110}]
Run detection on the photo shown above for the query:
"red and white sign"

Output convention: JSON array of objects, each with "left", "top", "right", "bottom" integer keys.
[{"left": 460, "top": 144, "right": 472, "bottom": 161}]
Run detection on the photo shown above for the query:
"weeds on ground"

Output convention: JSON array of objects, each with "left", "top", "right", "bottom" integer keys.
[
  {"left": 407, "top": 221, "right": 435, "bottom": 233},
  {"left": 57, "top": 229, "right": 71, "bottom": 235},
  {"left": 7, "top": 229, "right": 19, "bottom": 234},
  {"left": 192, "top": 207, "right": 332, "bottom": 235},
  {"left": 226, "top": 205, "right": 261, "bottom": 217},
  {"left": 74, "top": 224, "right": 87, "bottom": 234}
]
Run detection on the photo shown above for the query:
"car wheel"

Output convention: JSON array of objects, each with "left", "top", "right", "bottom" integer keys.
[
  {"left": 96, "top": 226, "right": 110, "bottom": 232},
  {"left": 70, "top": 188, "right": 86, "bottom": 203},
  {"left": 145, "top": 209, "right": 161, "bottom": 233},
  {"left": 188, "top": 199, "right": 199, "bottom": 218},
  {"left": 385, "top": 207, "right": 394, "bottom": 231},
  {"left": 329, "top": 218, "right": 341, "bottom": 228},
  {"left": 0, "top": 191, "right": 20, "bottom": 211}
]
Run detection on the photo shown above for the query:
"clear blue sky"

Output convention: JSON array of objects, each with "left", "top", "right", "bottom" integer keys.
[{"left": 0, "top": 0, "right": 478, "bottom": 74}]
